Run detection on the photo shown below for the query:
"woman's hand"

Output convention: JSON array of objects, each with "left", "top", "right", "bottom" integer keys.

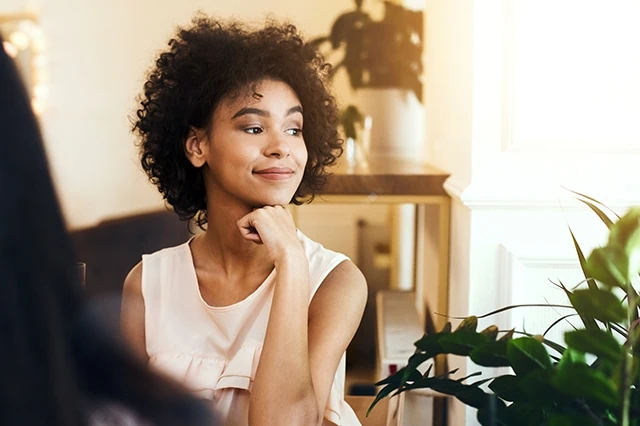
[{"left": 237, "top": 205, "right": 305, "bottom": 265}]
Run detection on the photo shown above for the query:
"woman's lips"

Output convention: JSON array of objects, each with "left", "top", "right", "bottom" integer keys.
[{"left": 253, "top": 167, "right": 294, "bottom": 181}]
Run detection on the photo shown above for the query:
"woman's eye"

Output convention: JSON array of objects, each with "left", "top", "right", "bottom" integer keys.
[
  {"left": 286, "top": 128, "right": 303, "bottom": 136},
  {"left": 244, "top": 127, "right": 263, "bottom": 135}
]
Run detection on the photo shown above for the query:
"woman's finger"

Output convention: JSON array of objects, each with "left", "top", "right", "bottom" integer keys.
[{"left": 237, "top": 214, "right": 263, "bottom": 244}]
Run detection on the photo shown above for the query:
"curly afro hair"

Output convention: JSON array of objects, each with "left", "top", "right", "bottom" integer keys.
[{"left": 133, "top": 15, "right": 343, "bottom": 227}]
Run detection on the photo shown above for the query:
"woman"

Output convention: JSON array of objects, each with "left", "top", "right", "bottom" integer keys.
[
  {"left": 0, "top": 37, "right": 217, "bottom": 426},
  {"left": 122, "top": 16, "right": 368, "bottom": 426}
]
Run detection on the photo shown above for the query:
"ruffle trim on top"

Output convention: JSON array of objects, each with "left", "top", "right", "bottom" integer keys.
[
  {"left": 149, "top": 346, "right": 361, "bottom": 425},
  {"left": 149, "top": 345, "right": 262, "bottom": 400},
  {"left": 323, "top": 374, "right": 362, "bottom": 425}
]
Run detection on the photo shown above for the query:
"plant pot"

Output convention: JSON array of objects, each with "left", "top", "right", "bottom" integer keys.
[{"left": 355, "top": 88, "right": 425, "bottom": 163}]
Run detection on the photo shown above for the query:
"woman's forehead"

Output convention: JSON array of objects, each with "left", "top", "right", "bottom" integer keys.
[{"left": 215, "top": 80, "right": 301, "bottom": 118}]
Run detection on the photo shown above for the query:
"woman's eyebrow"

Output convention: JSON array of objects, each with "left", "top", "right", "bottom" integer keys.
[
  {"left": 232, "top": 107, "right": 268, "bottom": 119},
  {"left": 286, "top": 105, "right": 303, "bottom": 116},
  {"left": 231, "top": 105, "right": 303, "bottom": 120}
]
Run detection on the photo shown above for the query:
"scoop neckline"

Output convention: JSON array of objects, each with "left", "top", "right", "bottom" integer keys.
[{"left": 184, "top": 237, "right": 275, "bottom": 312}]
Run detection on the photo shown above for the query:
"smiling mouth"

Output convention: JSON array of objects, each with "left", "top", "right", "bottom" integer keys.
[{"left": 253, "top": 168, "right": 294, "bottom": 181}]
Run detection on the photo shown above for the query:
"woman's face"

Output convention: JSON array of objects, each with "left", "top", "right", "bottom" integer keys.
[{"left": 199, "top": 79, "right": 308, "bottom": 208}]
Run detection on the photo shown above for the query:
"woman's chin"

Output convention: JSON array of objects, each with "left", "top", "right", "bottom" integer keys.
[{"left": 248, "top": 195, "right": 296, "bottom": 208}]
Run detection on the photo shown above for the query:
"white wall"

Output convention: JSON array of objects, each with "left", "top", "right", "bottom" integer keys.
[
  {"left": 424, "top": 1, "right": 640, "bottom": 425},
  {"left": 2, "top": 0, "right": 356, "bottom": 229}
]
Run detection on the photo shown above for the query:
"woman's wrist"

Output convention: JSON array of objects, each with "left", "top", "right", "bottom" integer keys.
[
  {"left": 273, "top": 246, "right": 306, "bottom": 266},
  {"left": 274, "top": 251, "right": 309, "bottom": 278}
]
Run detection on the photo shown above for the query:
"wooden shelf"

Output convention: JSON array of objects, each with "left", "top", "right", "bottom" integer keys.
[{"left": 320, "top": 159, "right": 450, "bottom": 197}]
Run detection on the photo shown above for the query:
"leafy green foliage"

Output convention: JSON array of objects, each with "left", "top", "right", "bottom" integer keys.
[
  {"left": 369, "top": 200, "right": 640, "bottom": 425},
  {"left": 314, "top": 0, "right": 425, "bottom": 142},
  {"left": 564, "top": 329, "right": 622, "bottom": 364},
  {"left": 312, "top": 0, "right": 424, "bottom": 101},
  {"left": 339, "top": 105, "right": 364, "bottom": 140}
]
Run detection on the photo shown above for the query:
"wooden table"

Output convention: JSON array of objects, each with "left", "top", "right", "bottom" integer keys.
[
  {"left": 308, "top": 159, "right": 451, "bottom": 425},
  {"left": 312, "top": 159, "right": 451, "bottom": 338}
]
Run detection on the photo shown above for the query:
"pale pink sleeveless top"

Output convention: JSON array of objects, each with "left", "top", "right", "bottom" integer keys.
[{"left": 141, "top": 230, "right": 362, "bottom": 426}]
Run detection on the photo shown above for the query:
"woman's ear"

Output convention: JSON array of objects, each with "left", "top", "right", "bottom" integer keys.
[{"left": 185, "top": 127, "right": 207, "bottom": 168}]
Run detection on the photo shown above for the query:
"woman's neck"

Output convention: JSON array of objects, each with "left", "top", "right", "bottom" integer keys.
[{"left": 194, "top": 196, "right": 272, "bottom": 278}]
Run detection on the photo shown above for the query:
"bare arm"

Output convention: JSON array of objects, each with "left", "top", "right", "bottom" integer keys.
[
  {"left": 120, "top": 261, "right": 149, "bottom": 362},
  {"left": 250, "top": 258, "right": 367, "bottom": 426},
  {"left": 238, "top": 206, "right": 367, "bottom": 426},
  {"left": 249, "top": 254, "right": 317, "bottom": 425},
  {"left": 307, "top": 260, "right": 367, "bottom": 422}
]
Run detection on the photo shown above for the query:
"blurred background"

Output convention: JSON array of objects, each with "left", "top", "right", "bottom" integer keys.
[{"left": 3, "top": 1, "right": 640, "bottom": 425}]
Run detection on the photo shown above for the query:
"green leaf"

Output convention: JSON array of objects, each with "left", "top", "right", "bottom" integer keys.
[
  {"left": 506, "top": 337, "right": 552, "bottom": 375},
  {"left": 374, "top": 362, "right": 430, "bottom": 388},
  {"left": 367, "top": 383, "right": 396, "bottom": 416},
  {"left": 440, "top": 322, "right": 452, "bottom": 333},
  {"left": 504, "top": 402, "right": 544, "bottom": 426},
  {"left": 398, "top": 355, "right": 431, "bottom": 387},
  {"left": 586, "top": 245, "right": 631, "bottom": 288},
  {"left": 609, "top": 321, "right": 629, "bottom": 339},
  {"left": 547, "top": 414, "right": 600, "bottom": 426},
  {"left": 565, "top": 329, "right": 622, "bottom": 364},
  {"left": 569, "top": 226, "right": 599, "bottom": 291},
  {"left": 421, "top": 377, "right": 490, "bottom": 409},
  {"left": 608, "top": 207, "right": 640, "bottom": 254},
  {"left": 470, "top": 339, "right": 510, "bottom": 367},
  {"left": 454, "top": 315, "right": 478, "bottom": 332},
  {"left": 570, "top": 288, "right": 626, "bottom": 323},
  {"left": 480, "top": 324, "right": 499, "bottom": 340},
  {"left": 413, "top": 332, "right": 444, "bottom": 353},
  {"left": 438, "top": 331, "right": 489, "bottom": 356},
  {"left": 588, "top": 207, "right": 640, "bottom": 288},
  {"left": 476, "top": 396, "right": 509, "bottom": 426},
  {"left": 518, "top": 369, "right": 567, "bottom": 405},
  {"left": 553, "top": 362, "right": 618, "bottom": 407},
  {"left": 339, "top": 105, "right": 364, "bottom": 139},
  {"left": 374, "top": 365, "right": 411, "bottom": 386},
  {"left": 450, "top": 304, "right": 573, "bottom": 320},
  {"left": 510, "top": 330, "right": 567, "bottom": 355},
  {"left": 555, "top": 278, "right": 599, "bottom": 331},
  {"left": 576, "top": 197, "right": 615, "bottom": 230},
  {"left": 499, "top": 329, "right": 515, "bottom": 341},
  {"left": 565, "top": 189, "right": 619, "bottom": 219},
  {"left": 397, "top": 365, "right": 424, "bottom": 388},
  {"left": 543, "top": 313, "right": 579, "bottom": 337},
  {"left": 557, "top": 347, "right": 586, "bottom": 369},
  {"left": 489, "top": 375, "right": 523, "bottom": 402}
]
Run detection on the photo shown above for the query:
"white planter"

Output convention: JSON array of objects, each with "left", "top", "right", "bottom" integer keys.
[{"left": 355, "top": 88, "right": 425, "bottom": 163}]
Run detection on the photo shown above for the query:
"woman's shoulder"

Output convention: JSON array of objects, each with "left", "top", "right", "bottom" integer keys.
[
  {"left": 123, "top": 238, "right": 192, "bottom": 298},
  {"left": 134, "top": 238, "right": 193, "bottom": 279},
  {"left": 143, "top": 238, "right": 193, "bottom": 260},
  {"left": 296, "top": 229, "right": 348, "bottom": 260},
  {"left": 296, "top": 229, "right": 356, "bottom": 296}
]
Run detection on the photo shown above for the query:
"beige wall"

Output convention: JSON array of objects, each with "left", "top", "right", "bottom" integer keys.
[
  {"left": 422, "top": 0, "right": 473, "bottom": 188},
  {"left": 2, "top": 0, "right": 355, "bottom": 229}
]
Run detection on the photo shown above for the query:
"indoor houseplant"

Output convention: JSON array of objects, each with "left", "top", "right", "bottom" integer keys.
[
  {"left": 369, "top": 193, "right": 640, "bottom": 425},
  {"left": 313, "top": 0, "right": 424, "bottom": 162}
]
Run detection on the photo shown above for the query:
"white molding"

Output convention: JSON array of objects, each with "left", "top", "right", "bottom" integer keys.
[
  {"left": 499, "top": 243, "right": 578, "bottom": 268},
  {"left": 442, "top": 176, "right": 638, "bottom": 211},
  {"left": 496, "top": 243, "right": 581, "bottom": 333}
]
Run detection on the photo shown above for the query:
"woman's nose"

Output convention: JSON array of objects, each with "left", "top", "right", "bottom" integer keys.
[{"left": 264, "top": 133, "right": 291, "bottom": 158}]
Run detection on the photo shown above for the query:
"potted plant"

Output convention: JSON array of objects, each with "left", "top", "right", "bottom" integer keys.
[
  {"left": 313, "top": 0, "right": 425, "bottom": 163},
  {"left": 368, "top": 194, "right": 640, "bottom": 425}
]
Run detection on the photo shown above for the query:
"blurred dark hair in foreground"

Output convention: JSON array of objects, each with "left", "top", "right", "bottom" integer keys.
[{"left": 0, "top": 38, "right": 217, "bottom": 426}]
